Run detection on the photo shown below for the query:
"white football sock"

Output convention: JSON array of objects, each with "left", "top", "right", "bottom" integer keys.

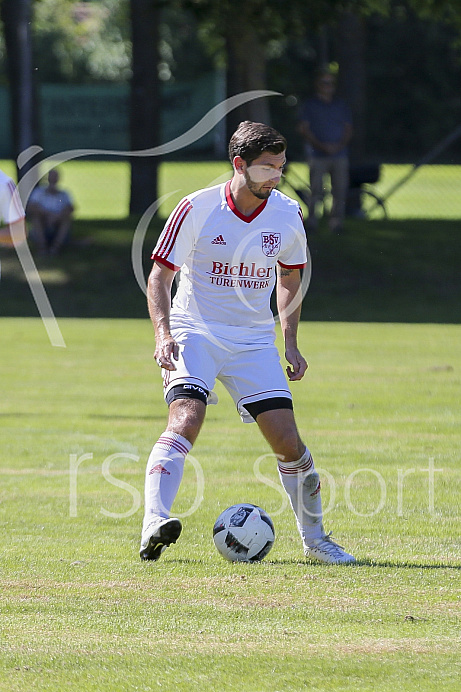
[
  {"left": 278, "top": 447, "right": 324, "bottom": 545},
  {"left": 143, "top": 431, "right": 192, "bottom": 531}
]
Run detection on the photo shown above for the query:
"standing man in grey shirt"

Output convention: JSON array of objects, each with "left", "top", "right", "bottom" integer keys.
[{"left": 299, "top": 68, "right": 353, "bottom": 233}]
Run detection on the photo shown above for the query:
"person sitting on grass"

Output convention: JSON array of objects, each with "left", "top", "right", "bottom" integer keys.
[{"left": 27, "top": 169, "right": 74, "bottom": 255}]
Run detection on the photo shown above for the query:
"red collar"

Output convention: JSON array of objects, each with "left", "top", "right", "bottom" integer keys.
[{"left": 225, "top": 181, "right": 268, "bottom": 223}]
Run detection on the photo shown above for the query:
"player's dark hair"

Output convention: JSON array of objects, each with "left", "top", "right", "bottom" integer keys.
[{"left": 228, "top": 121, "right": 287, "bottom": 165}]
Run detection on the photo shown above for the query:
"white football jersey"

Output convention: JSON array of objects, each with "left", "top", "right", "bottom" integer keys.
[
  {"left": 0, "top": 169, "right": 25, "bottom": 225},
  {"left": 153, "top": 181, "right": 307, "bottom": 340}
]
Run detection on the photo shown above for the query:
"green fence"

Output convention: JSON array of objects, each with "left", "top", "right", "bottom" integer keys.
[
  {"left": 0, "top": 68, "right": 459, "bottom": 221},
  {"left": 0, "top": 72, "right": 225, "bottom": 159}
]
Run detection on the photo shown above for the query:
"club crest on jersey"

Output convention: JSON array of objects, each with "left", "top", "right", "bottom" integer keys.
[{"left": 261, "top": 232, "right": 281, "bottom": 257}]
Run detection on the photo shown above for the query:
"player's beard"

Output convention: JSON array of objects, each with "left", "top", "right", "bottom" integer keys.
[{"left": 244, "top": 170, "right": 274, "bottom": 200}]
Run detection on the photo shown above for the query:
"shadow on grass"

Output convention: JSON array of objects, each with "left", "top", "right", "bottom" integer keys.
[
  {"left": 267, "top": 558, "right": 461, "bottom": 570},
  {"left": 0, "top": 411, "right": 165, "bottom": 422},
  {"left": 145, "top": 558, "right": 460, "bottom": 569},
  {"left": 1, "top": 217, "right": 461, "bottom": 322},
  {"left": 302, "top": 218, "right": 461, "bottom": 323},
  {"left": 0, "top": 217, "right": 155, "bottom": 319},
  {"left": 90, "top": 414, "right": 165, "bottom": 422},
  {"left": 142, "top": 558, "right": 208, "bottom": 566},
  {"left": 353, "top": 559, "right": 461, "bottom": 570}
]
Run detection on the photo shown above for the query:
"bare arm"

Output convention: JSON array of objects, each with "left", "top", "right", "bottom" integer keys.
[
  {"left": 9, "top": 218, "right": 27, "bottom": 243},
  {"left": 0, "top": 218, "right": 26, "bottom": 247},
  {"left": 329, "top": 121, "right": 353, "bottom": 155},
  {"left": 299, "top": 120, "right": 353, "bottom": 156},
  {"left": 276, "top": 266, "right": 308, "bottom": 381},
  {"left": 298, "top": 120, "right": 329, "bottom": 154},
  {"left": 147, "top": 260, "right": 179, "bottom": 370}
]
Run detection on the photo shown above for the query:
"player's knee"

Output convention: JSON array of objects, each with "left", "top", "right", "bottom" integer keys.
[
  {"left": 167, "top": 397, "right": 206, "bottom": 444},
  {"left": 269, "top": 427, "right": 305, "bottom": 462},
  {"left": 275, "top": 426, "right": 303, "bottom": 461},
  {"left": 253, "top": 403, "right": 304, "bottom": 461},
  {"left": 278, "top": 438, "right": 306, "bottom": 463}
]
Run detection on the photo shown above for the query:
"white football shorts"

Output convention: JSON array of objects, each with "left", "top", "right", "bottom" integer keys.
[{"left": 162, "top": 328, "right": 292, "bottom": 423}]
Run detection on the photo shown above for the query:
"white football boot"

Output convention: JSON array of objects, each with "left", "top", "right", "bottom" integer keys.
[
  {"left": 140, "top": 517, "right": 182, "bottom": 561},
  {"left": 304, "top": 532, "right": 356, "bottom": 565}
]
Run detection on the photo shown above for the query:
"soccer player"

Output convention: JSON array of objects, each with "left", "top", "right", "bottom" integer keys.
[
  {"left": 140, "top": 121, "right": 355, "bottom": 565},
  {"left": 0, "top": 168, "right": 26, "bottom": 250}
]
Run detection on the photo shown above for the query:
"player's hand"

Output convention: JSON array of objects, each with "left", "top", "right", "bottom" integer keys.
[
  {"left": 154, "top": 336, "right": 179, "bottom": 371},
  {"left": 285, "top": 347, "right": 308, "bottom": 381}
]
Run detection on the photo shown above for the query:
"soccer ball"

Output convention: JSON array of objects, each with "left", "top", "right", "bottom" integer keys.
[{"left": 212, "top": 503, "right": 275, "bottom": 562}]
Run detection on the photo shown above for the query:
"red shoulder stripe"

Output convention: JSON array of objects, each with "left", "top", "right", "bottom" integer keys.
[{"left": 156, "top": 199, "right": 192, "bottom": 259}]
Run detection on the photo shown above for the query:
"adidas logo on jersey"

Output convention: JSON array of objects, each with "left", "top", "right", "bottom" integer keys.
[{"left": 211, "top": 234, "right": 226, "bottom": 245}]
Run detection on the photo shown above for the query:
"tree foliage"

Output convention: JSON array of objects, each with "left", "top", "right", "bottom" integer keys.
[
  {"left": 33, "top": 0, "right": 131, "bottom": 82},
  {"left": 1, "top": 0, "right": 461, "bottom": 174}
]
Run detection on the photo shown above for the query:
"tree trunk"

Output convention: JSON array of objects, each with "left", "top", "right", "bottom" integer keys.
[
  {"left": 335, "top": 11, "right": 367, "bottom": 163},
  {"left": 225, "top": 21, "right": 270, "bottom": 142},
  {"left": 1, "top": 0, "right": 38, "bottom": 180},
  {"left": 317, "top": 24, "right": 330, "bottom": 68},
  {"left": 129, "top": 0, "right": 160, "bottom": 214}
]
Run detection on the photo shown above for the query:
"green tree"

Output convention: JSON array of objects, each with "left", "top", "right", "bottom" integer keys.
[
  {"left": 182, "top": 0, "right": 387, "bottom": 139},
  {"left": 365, "top": 3, "right": 461, "bottom": 160},
  {"left": 182, "top": 0, "right": 461, "bottom": 143},
  {"left": 33, "top": 0, "right": 131, "bottom": 83},
  {"left": 0, "top": 0, "right": 37, "bottom": 179}
]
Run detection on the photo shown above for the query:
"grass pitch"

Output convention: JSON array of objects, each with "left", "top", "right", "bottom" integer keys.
[{"left": 0, "top": 318, "right": 459, "bottom": 691}]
